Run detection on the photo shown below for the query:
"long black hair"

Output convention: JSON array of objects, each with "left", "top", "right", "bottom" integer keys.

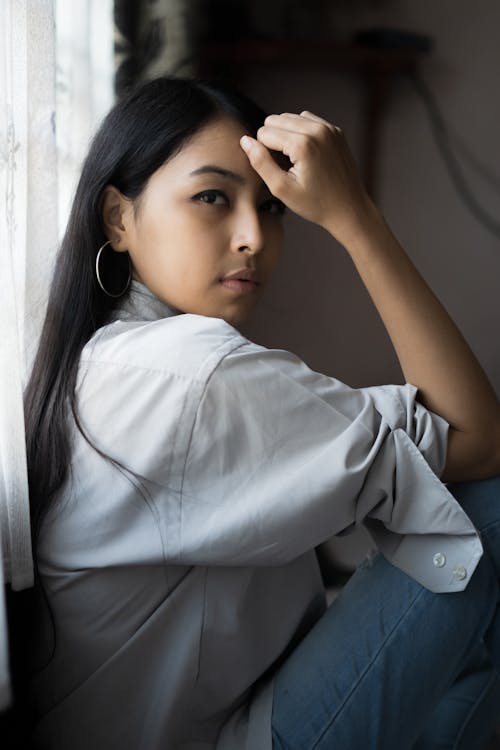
[{"left": 24, "top": 77, "right": 267, "bottom": 540}]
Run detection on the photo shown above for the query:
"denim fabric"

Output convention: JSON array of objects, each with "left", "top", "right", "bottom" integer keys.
[{"left": 272, "top": 477, "right": 500, "bottom": 750}]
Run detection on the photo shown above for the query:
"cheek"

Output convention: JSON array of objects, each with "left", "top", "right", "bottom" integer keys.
[{"left": 134, "top": 214, "right": 194, "bottom": 267}]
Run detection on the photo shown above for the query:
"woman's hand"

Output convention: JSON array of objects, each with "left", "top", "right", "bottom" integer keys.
[
  {"left": 243, "top": 111, "right": 500, "bottom": 482},
  {"left": 240, "top": 111, "right": 374, "bottom": 244}
]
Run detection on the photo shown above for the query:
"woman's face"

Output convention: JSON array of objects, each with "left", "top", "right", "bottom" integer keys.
[{"left": 105, "top": 116, "right": 285, "bottom": 327}]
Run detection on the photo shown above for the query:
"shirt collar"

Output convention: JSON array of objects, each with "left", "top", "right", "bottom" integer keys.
[{"left": 108, "top": 279, "right": 179, "bottom": 323}]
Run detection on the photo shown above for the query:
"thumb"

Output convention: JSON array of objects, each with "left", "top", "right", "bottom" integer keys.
[{"left": 240, "top": 135, "right": 290, "bottom": 199}]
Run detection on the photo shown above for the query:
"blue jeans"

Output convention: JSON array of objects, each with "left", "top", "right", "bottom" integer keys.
[{"left": 271, "top": 477, "right": 500, "bottom": 749}]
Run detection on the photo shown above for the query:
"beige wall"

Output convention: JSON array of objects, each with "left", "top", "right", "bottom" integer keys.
[{"left": 240, "top": 0, "right": 500, "bottom": 397}]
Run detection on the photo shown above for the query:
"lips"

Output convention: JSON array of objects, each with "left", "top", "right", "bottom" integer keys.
[
  {"left": 222, "top": 268, "right": 259, "bottom": 283},
  {"left": 220, "top": 268, "right": 260, "bottom": 294}
]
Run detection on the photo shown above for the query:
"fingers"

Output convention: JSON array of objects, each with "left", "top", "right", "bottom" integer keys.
[
  {"left": 255, "top": 125, "right": 298, "bottom": 159},
  {"left": 263, "top": 111, "right": 340, "bottom": 135},
  {"left": 263, "top": 112, "right": 334, "bottom": 136},
  {"left": 256, "top": 112, "right": 342, "bottom": 161},
  {"left": 299, "top": 110, "right": 328, "bottom": 123},
  {"left": 299, "top": 110, "right": 342, "bottom": 134},
  {"left": 240, "top": 136, "right": 291, "bottom": 197},
  {"left": 240, "top": 110, "right": 348, "bottom": 222}
]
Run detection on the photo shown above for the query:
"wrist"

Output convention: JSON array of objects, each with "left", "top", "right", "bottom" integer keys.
[{"left": 323, "top": 196, "right": 386, "bottom": 251}]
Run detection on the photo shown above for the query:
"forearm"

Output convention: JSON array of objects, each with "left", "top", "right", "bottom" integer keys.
[
  {"left": 244, "top": 112, "right": 500, "bottom": 480},
  {"left": 327, "top": 201, "right": 500, "bottom": 481}
]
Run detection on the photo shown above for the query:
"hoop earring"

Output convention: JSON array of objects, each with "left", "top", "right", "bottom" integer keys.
[{"left": 95, "top": 240, "right": 132, "bottom": 298}]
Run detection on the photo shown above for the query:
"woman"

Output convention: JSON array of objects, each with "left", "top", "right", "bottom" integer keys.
[{"left": 24, "top": 77, "right": 500, "bottom": 749}]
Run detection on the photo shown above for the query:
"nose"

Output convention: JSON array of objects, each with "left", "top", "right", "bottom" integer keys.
[{"left": 231, "top": 206, "right": 264, "bottom": 255}]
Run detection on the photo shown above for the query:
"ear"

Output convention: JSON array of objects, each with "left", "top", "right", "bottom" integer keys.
[{"left": 100, "top": 185, "right": 134, "bottom": 252}]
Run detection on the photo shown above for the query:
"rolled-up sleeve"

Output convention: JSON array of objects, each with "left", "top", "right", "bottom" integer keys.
[{"left": 180, "top": 342, "right": 482, "bottom": 592}]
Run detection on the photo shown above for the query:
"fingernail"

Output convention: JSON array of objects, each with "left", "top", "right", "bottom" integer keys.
[{"left": 240, "top": 135, "right": 252, "bottom": 151}]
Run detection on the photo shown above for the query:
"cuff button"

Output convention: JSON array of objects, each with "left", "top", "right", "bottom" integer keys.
[
  {"left": 433, "top": 553, "right": 446, "bottom": 568},
  {"left": 453, "top": 565, "right": 467, "bottom": 581}
]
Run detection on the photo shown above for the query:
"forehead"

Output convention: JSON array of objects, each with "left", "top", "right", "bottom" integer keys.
[
  {"left": 185, "top": 116, "right": 248, "bottom": 153},
  {"left": 157, "top": 116, "right": 259, "bottom": 181}
]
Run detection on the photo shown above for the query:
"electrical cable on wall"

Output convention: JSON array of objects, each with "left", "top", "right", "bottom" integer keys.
[{"left": 410, "top": 73, "right": 500, "bottom": 239}]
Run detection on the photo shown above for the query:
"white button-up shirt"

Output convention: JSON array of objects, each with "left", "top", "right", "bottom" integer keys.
[{"left": 32, "top": 280, "right": 482, "bottom": 750}]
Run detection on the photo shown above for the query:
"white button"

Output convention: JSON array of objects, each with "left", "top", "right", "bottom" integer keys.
[
  {"left": 433, "top": 553, "right": 446, "bottom": 568},
  {"left": 453, "top": 565, "right": 467, "bottom": 581}
]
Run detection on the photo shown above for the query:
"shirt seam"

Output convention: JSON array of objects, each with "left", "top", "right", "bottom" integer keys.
[
  {"left": 178, "top": 340, "right": 249, "bottom": 557},
  {"left": 79, "top": 357, "right": 209, "bottom": 382}
]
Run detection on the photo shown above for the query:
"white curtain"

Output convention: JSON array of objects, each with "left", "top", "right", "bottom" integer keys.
[
  {"left": 56, "top": 0, "right": 114, "bottom": 236},
  {"left": 0, "top": 0, "right": 113, "bottom": 712}
]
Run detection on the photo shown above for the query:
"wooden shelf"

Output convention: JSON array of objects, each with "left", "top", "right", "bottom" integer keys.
[{"left": 200, "top": 38, "right": 423, "bottom": 74}]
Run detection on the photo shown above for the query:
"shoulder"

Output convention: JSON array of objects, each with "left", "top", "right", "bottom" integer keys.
[
  {"left": 80, "top": 314, "right": 250, "bottom": 385},
  {"left": 74, "top": 315, "right": 260, "bottom": 484}
]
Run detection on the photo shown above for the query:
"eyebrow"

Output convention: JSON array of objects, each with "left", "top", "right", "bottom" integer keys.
[{"left": 189, "top": 165, "right": 245, "bottom": 184}]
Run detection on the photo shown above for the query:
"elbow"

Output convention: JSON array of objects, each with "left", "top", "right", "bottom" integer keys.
[
  {"left": 475, "top": 446, "right": 500, "bottom": 480},
  {"left": 442, "top": 424, "right": 500, "bottom": 483},
  {"left": 480, "top": 417, "right": 500, "bottom": 477}
]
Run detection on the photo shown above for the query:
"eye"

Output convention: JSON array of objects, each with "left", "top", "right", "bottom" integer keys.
[
  {"left": 193, "top": 189, "right": 229, "bottom": 206},
  {"left": 260, "top": 197, "right": 286, "bottom": 215}
]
